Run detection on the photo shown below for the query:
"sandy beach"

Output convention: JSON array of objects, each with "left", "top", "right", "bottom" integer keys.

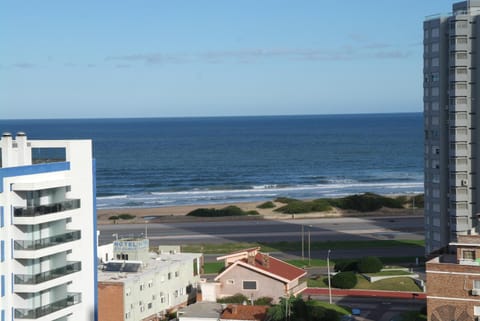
[{"left": 97, "top": 199, "right": 423, "bottom": 225}]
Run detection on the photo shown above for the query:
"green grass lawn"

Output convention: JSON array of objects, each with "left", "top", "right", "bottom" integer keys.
[
  {"left": 203, "top": 262, "right": 225, "bottom": 274},
  {"left": 365, "top": 270, "right": 412, "bottom": 276},
  {"left": 307, "top": 274, "right": 422, "bottom": 292},
  {"left": 182, "top": 239, "right": 424, "bottom": 254},
  {"left": 307, "top": 300, "right": 351, "bottom": 315}
]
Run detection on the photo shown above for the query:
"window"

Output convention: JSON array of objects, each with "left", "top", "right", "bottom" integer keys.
[
  {"left": 0, "top": 241, "right": 4, "bottom": 262},
  {"left": 140, "top": 306, "right": 145, "bottom": 312},
  {"left": 125, "top": 288, "right": 131, "bottom": 296},
  {"left": 474, "top": 280, "right": 480, "bottom": 290},
  {"left": 432, "top": 28, "right": 439, "bottom": 37},
  {"left": 160, "top": 293, "right": 165, "bottom": 303},
  {"left": 0, "top": 207, "right": 3, "bottom": 227},
  {"left": 464, "top": 250, "right": 476, "bottom": 260},
  {"left": 242, "top": 280, "right": 257, "bottom": 290},
  {"left": 125, "top": 311, "right": 131, "bottom": 319},
  {"left": 175, "top": 271, "right": 179, "bottom": 277},
  {"left": 168, "top": 272, "right": 172, "bottom": 280},
  {"left": 174, "top": 290, "right": 179, "bottom": 297},
  {"left": 193, "top": 258, "right": 199, "bottom": 276},
  {"left": 180, "top": 288, "right": 184, "bottom": 295},
  {"left": 148, "top": 280, "right": 153, "bottom": 288},
  {"left": 148, "top": 302, "right": 152, "bottom": 309},
  {"left": 140, "top": 283, "right": 145, "bottom": 291},
  {"left": 0, "top": 275, "right": 4, "bottom": 297}
]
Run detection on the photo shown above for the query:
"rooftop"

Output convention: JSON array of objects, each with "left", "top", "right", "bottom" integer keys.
[
  {"left": 98, "top": 251, "right": 201, "bottom": 283},
  {"left": 178, "top": 302, "right": 223, "bottom": 319},
  {"left": 216, "top": 249, "right": 306, "bottom": 283},
  {"left": 220, "top": 304, "right": 269, "bottom": 321}
]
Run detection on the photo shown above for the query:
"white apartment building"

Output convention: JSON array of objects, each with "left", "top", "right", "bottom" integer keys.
[
  {"left": 98, "top": 240, "right": 202, "bottom": 321},
  {"left": 424, "top": 0, "right": 480, "bottom": 254},
  {"left": 0, "top": 132, "right": 97, "bottom": 321}
]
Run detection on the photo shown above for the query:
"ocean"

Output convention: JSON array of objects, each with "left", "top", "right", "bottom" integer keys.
[{"left": 0, "top": 113, "right": 423, "bottom": 209}]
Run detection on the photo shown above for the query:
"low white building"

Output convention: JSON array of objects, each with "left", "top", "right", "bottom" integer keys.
[{"left": 98, "top": 238, "right": 202, "bottom": 321}]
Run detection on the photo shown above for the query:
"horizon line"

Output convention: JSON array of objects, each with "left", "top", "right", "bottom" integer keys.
[{"left": 1, "top": 111, "right": 422, "bottom": 122}]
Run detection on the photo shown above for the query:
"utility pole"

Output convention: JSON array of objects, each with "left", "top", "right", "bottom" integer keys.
[{"left": 327, "top": 249, "right": 332, "bottom": 304}]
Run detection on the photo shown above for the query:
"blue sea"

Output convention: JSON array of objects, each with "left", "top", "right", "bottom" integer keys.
[{"left": 0, "top": 113, "right": 423, "bottom": 209}]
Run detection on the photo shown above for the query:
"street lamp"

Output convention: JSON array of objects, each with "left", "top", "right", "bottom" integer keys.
[
  {"left": 308, "top": 227, "right": 311, "bottom": 266},
  {"left": 301, "top": 225, "right": 305, "bottom": 261},
  {"left": 327, "top": 249, "right": 332, "bottom": 304}
]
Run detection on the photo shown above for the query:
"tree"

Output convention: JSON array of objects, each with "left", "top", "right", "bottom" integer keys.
[
  {"left": 108, "top": 215, "right": 119, "bottom": 224},
  {"left": 331, "top": 271, "right": 357, "bottom": 289},
  {"left": 357, "top": 256, "right": 383, "bottom": 273}
]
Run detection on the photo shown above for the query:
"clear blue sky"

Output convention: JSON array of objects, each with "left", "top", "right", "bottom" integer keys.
[{"left": 0, "top": 1, "right": 453, "bottom": 119}]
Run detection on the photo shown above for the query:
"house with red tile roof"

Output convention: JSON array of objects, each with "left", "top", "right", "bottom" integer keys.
[{"left": 211, "top": 247, "right": 307, "bottom": 303}]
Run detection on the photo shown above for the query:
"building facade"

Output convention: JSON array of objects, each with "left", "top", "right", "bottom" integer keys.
[
  {"left": 424, "top": 0, "right": 480, "bottom": 254},
  {"left": 0, "top": 133, "right": 97, "bottom": 321},
  {"left": 426, "top": 235, "right": 480, "bottom": 320},
  {"left": 98, "top": 240, "right": 202, "bottom": 321}
]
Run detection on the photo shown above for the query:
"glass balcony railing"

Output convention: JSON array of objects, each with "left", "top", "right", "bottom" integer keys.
[
  {"left": 15, "top": 293, "right": 81, "bottom": 319},
  {"left": 15, "top": 262, "right": 81, "bottom": 285},
  {"left": 14, "top": 231, "right": 81, "bottom": 251},
  {"left": 14, "top": 199, "right": 81, "bottom": 217}
]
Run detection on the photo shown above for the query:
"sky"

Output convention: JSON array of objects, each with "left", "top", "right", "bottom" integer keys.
[{"left": 0, "top": 1, "right": 454, "bottom": 119}]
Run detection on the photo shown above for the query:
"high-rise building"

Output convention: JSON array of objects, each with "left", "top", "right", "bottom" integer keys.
[
  {"left": 0, "top": 133, "right": 97, "bottom": 321},
  {"left": 424, "top": 0, "right": 480, "bottom": 254}
]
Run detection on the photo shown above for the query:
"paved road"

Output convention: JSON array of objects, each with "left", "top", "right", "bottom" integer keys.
[
  {"left": 305, "top": 295, "right": 425, "bottom": 321},
  {"left": 98, "top": 216, "right": 424, "bottom": 246}
]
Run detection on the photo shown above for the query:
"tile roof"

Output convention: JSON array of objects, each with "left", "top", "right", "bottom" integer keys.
[
  {"left": 220, "top": 304, "right": 269, "bottom": 321},
  {"left": 216, "top": 249, "right": 306, "bottom": 283},
  {"left": 247, "top": 253, "right": 306, "bottom": 282}
]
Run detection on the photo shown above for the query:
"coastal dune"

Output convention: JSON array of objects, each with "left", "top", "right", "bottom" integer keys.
[{"left": 97, "top": 199, "right": 422, "bottom": 225}]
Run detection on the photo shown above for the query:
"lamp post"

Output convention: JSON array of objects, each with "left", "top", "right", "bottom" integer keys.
[
  {"left": 308, "top": 226, "right": 311, "bottom": 266},
  {"left": 301, "top": 225, "right": 304, "bottom": 261},
  {"left": 327, "top": 249, "right": 332, "bottom": 304}
]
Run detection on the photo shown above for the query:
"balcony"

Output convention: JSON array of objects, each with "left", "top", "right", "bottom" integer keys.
[
  {"left": 14, "top": 199, "right": 80, "bottom": 217},
  {"left": 15, "top": 292, "right": 81, "bottom": 319},
  {"left": 15, "top": 262, "right": 81, "bottom": 285},
  {"left": 14, "top": 231, "right": 81, "bottom": 251}
]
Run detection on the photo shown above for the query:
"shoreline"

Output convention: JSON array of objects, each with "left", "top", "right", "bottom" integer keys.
[{"left": 97, "top": 197, "right": 424, "bottom": 225}]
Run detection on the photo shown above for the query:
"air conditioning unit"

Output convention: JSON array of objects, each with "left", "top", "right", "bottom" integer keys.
[
  {"left": 472, "top": 289, "right": 480, "bottom": 296},
  {"left": 462, "top": 179, "right": 469, "bottom": 186}
]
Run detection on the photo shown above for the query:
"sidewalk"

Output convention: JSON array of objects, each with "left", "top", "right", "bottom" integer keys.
[{"left": 303, "top": 287, "right": 426, "bottom": 300}]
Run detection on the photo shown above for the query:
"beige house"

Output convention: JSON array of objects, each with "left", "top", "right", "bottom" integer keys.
[{"left": 211, "top": 248, "right": 306, "bottom": 303}]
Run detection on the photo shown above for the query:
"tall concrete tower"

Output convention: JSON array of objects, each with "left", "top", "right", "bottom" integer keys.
[{"left": 424, "top": 1, "right": 480, "bottom": 253}]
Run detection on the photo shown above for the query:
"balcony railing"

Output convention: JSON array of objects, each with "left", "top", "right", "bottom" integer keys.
[
  {"left": 15, "top": 262, "right": 81, "bottom": 285},
  {"left": 15, "top": 293, "right": 81, "bottom": 319},
  {"left": 14, "top": 231, "right": 81, "bottom": 251},
  {"left": 14, "top": 199, "right": 81, "bottom": 217}
]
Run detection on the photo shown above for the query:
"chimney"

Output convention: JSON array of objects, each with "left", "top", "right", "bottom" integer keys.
[
  {"left": 247, "top": 253, "right": 255, "bottom": 265},
  {"left": 262, "top": 254, "right": 270, "bottom": 268},
  {"left": 231, "top": 305, "right": 238, "bottom": 314}
]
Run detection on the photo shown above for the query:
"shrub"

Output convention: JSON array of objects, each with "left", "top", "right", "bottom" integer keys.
[
  {"left": 334, "top": 259, "right": 358, "bottom": 272},
  {"left": 118, "top": 213, "right": 136, "bottom": 220},
  {"left": 257, "top": 201, "right": 276, "bottom": 209},
  {"left": 274, "top": 197, "right": 298, "bottom": 204},
  {"left": 275, "top": 199, "right": 332, "bottom": 214},
  {"left": 331, "top": 271, "right": 357, "bottom": 289},
  {"left": 254, "top": 297, "right": 273, "bottom": 306},
  {"left": 357, "top": 256, "right": 383, "bottom": 273},
  {"left": 187, "top": 206, "right": 256, "bottom": 217},
  {"left": 328, "top": 193, "right": 403, "bottom": 212},
  {"left": 217, "top": 293, "right": 248, "bottom": 304},
  {"left": 108, "top": 215, "right": 119, "bottom": 224}
]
